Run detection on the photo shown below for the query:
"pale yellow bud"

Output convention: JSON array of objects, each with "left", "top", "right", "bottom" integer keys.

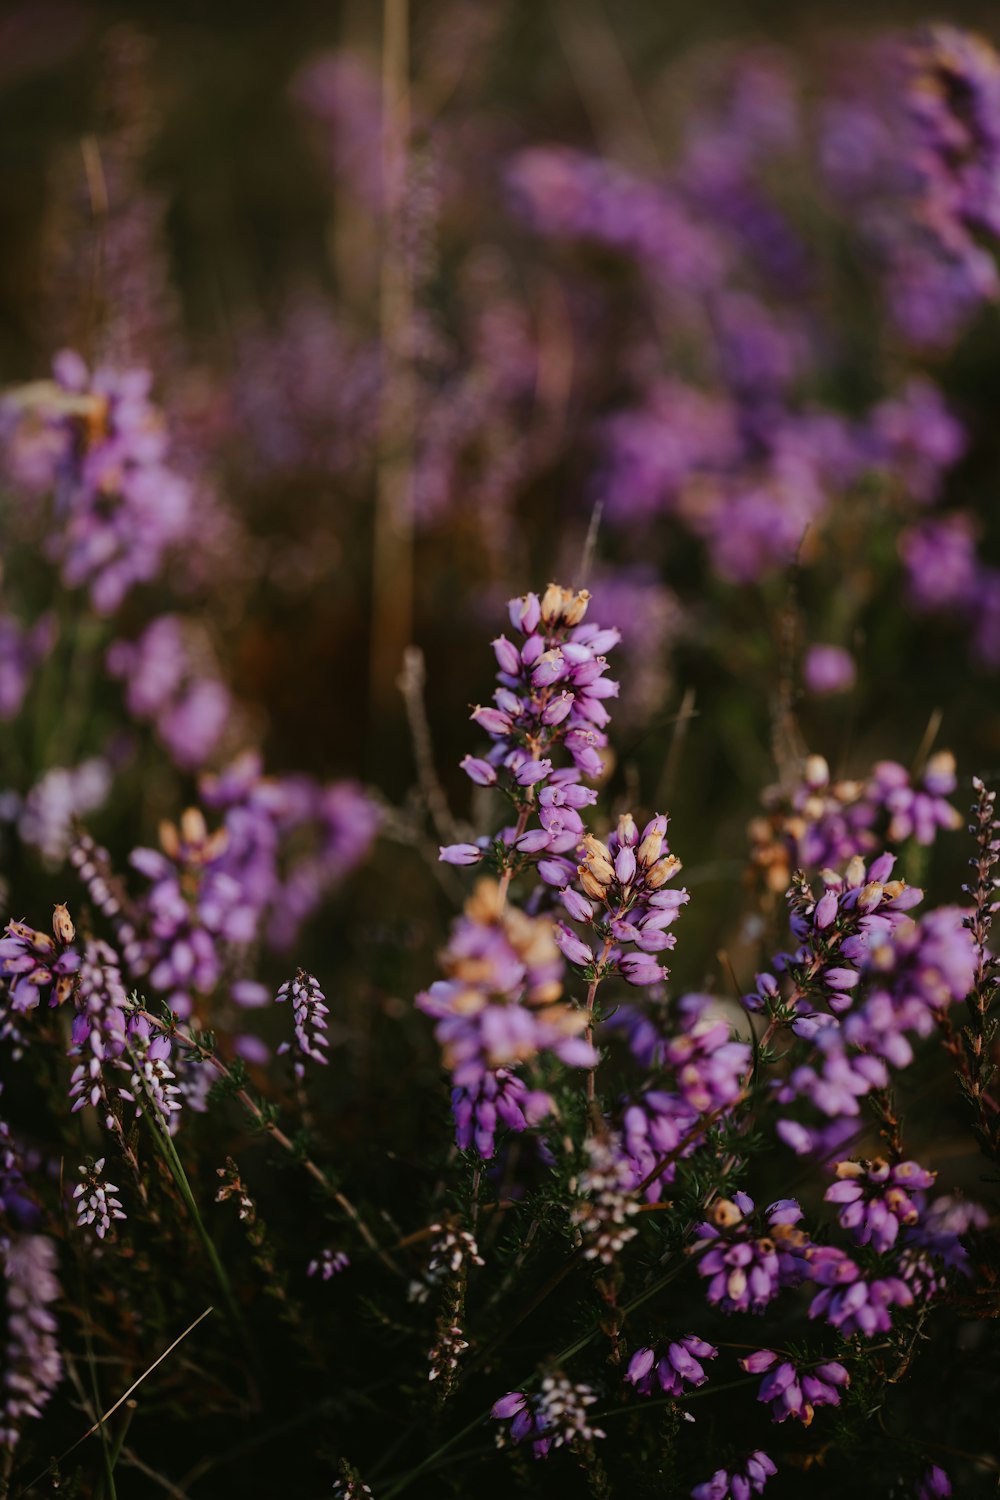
[
  {"left": 159, "top": 819, "right": 180, "bottom": 859},
  {"left": 180, "top": 807, "right": 208, "bottom": 846},
  {"left": 52, "top": 903, "right": 75, "bottom": 946},
  {"left": 540, "top": 582, "right": 566, "bottom": 624},
  {"left": 578, "top": 865, "right": 610, "bottom": 900},
  {"left": 645, "top": 854, "right": 681, "bottom": 889},
  {"left": 844, "top": 855, "right": 866, "bottom": 889},
  {"left": 562, "top": 589, "right": 591, "bottom": 626},
  {"left": 617, "top": 813, "right": 638, "bottom": 847},
  {"left": 636, "top": 829, "right": 663, "bottom": 867},
  {"left": 804, "top": 754, "right": 829, "bottom": 788},
  {"left": 834, "top": 1159, "right": 864, "bottom": 1179},
  {"left": 711, "top": 1198, "right": 744, "bottom": 1229}
]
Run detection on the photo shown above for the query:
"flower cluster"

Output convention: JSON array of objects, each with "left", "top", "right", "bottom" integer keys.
[
  {"left": 825, "top": 1157, "right": 935, "bottom": 1253},
  {"left": 570, "top": 1133, "right": 640, "bottom": 1264},
  {"left": 72, "top": 1158, "right": 126, "bottom": 1239},
  {"left": 1, "top": 1233, "right": 63, "bottom": 1452},
  {"left": 2, "top": 352, "right": 193, "bottom": 614},
  {"left": 491, "top": 1375, "right": 605, "bottom": 1458},
  {"left": 738, "top": 1349, "right": 849, "bottom": 1425},
  {"left": 549, "top": 812, "right": 689, "bottom": 990},
  {"left": 416, "top": 878, "right": 595, "bottom": 1093},
  {"left": 276, "top": 971, "right": 330, "bottom": 1075},
  {"left": 693, "top": 1196, "right": 811, "bottom": 1314},
  {"left": 691, "top": 1450, "right": 776, "bottom": 1500},
  {"left": 749, "top": 751, "right": 961, "bottom": 898},
  {"left": 441, "top": 583, "right": 618, "bottom": 870},
  {"left": 625, "top": 1335, "right": 718, "bottom": 1397}
]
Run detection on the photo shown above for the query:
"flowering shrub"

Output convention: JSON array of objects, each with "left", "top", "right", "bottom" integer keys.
[{"left": 1, "top": 7, "right": 1000, "bottom": 1498}]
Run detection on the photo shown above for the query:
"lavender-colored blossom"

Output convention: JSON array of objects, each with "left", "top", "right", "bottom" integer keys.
[
  {"left": 693, "top": 1195, "right": 811, "bottom": 1313},
  {"left": 0, "top": 612, "right": 55, "bottom": 721},
  {"left": 806, "top": 1244, "right": 914, "bottom": 1336},
  {"left": 307, "top": 1248, "right": 350, "bottom": 1279},
  {"left": 691, "top": 1450, "right": 776, "bottom": 1500},
  {"left": 739, "top": 1349, "right": 848, "bottom": 1425},
  {"left": 276, "top": 970, "right": 330, "bottom": 1073},
  {"left": 825, "top": 1157, "right": 935, "bottom": 1252},
  {"left": 491, "top": 1375, "right": 605, "bottom": 1459},
  {"left": 918, "top": 1465, "right": 952, "bottom": 1498},
  {"left": 4, "top": 354, "right": 194, "bottom": 613},
  {"left": 804, "top": 645, "right": 856, "bottom": 696},
  {"left": 416, "top": 879, "right": 596, "bottom": 1103},
  {"left": 451, "top": 1067, "right": 551, "bottom": 1158},
  {"left": 625, "top": 1335, "right": 718, "bottom": 1397},
  {"left": 1, "top": 1234, "right": 63, "bottom": 1450},
  {"left": 450, "top": 585, "right": 618, "bottom": 871},
  {"left": 116, "top": 1012, "right": 182, "bottom": 1123},
  {"left": 19, "top": 758, "right": 111, "bottom": 867},
  {"left": 0, "top": 917, "right": 79, "bottom": 1014},
  {"left": 72, "top": 1157, "right": 126, "bottom": 1239},
  {"left": 571, "top": 1133, "right": 640, "bottom": 1264}
]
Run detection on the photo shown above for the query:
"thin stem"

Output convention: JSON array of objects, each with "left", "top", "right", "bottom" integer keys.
[{"left": 137, "top": 1009, "right": 402, "bottom": 1276}]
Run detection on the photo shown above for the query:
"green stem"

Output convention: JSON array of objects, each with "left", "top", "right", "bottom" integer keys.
[{"left": 142, "top": 1101, "right": 247, "bottom": 1348}]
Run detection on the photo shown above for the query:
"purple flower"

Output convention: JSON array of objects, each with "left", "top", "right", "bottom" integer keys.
[
  {"left": 739, "top": 1349, "right": 849, "bottom": 1424},
  {"left": 72, "top": 1158, "right": 126, "bottom": 1239},
  {"left": 917, "top": 1465, "right": 952, "bottom": 1498},
  {"left": 804, "top": 645, "right": 856, "bottom": 696},
  {"left": 625, "top": 1335, "right": 718, "bottom": 1396},
  {"left": 693, "top": 1195, "right": 811, "bottom": 1313},
  {"left": 451, "top": 1067, "right": 552, "bottom": 1158},
  {"left": 691, "top": 1450, "right": 776, "bottom": 1499},
  {"left": 1, "top": 1233, "right": 63, "bottom": 1451},
  {"left": 825, "top": 1157, "right": 935, "bottom": 1252},
  {"left": 491, "top": 1374, "right": 605, "bottom": 1459},
  {"left": 276, "top": 970, "right": 330, "bottom": 1074},
  {"left": 806, "top": 1245, "right": 914, "bottom": 1336},
  {"left": 307, "top": 1248, "right": 350, "bottom": 1279}
]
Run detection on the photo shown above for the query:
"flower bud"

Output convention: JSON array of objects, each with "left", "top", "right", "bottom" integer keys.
[
  {"left": 540, "top": 582, "right": 567, "bottom": 624},
  {"left": 645, "top": 854, "right": 681, "bottom": 889},
  {"left": 711, "top": 1198, "right": 744, "bottom": 1229},
  {"left": 616, "top": 813, "right": 638, "bottom": 847},
  {"left": 52, "top": 903, "right": 75, "bottom": 945},
  {"left": 562, "top": 589, "right": 590, "bottom": 626}
]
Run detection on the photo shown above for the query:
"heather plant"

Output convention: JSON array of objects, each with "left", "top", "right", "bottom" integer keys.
[{"left": 1, "top": 4, "right": 1000, "bottom": 1497}]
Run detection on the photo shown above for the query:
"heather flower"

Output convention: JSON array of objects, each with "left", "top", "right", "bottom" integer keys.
[
  {"left": 68, "top": 940, "right": 129, "bottom": 1121},
  {"left": 409, "top": 1225, "right": 484, "bottom": 1305},
  {"left": 825, "top": 1157, "right": 935, "bottom": 1252},
  {"left": 806, "top": 1245, "right": 914, "bottom": 1336},
  {"left": 868, "top": 754, "right": 962, "bottom": 845},
  {"left": 116, "top": 1012, "right": 182, "bottom": 1123},
  {"left": 625, "top": 1335, "right": 718, "bottom": 1397},
  {"left": 308, "top": 1248, "right": 350, "bottom": 1279},
  {"left": 691, "top": 1450, "right": 776, "bottom": 1499},
  {"left": 693, "top": 1195, "right": 812, "bottom": 1313},
  {"left": 739, "top": 1349, "right": 848, "bottom": 1425},
  {"left": 0, "top": 612, "right": 55, "bottom": 721},
  {"left": 73, "top": 1157, "right": 126, "bottom": 1239},
  {"left": 1, "top": 1233, "right": 63, "bottom": 1451},
  {"left": 449, "top": 584, "right": 619, "bottom": 871},
  {"left": 108, "top": 615, "right": 230, "bottom": 770},
  {"left": 571, "top": 1133, "right": 640, "bottom": 1263},
  {"left": 276, "top": 970, "right": 330, "bottom": 1074},
  {"left": 0, "top": 916, "right": 79, "bottom": 1014},
  {"left": 917, "top": 1465, "right": 952, "bottom": 1498},
  {"left": 18, "top": 758, "right": 112, "bottom": 866},
  {"left": 4, "top": 353, "right": 194, "bottom": 613},
  {"left": 804, "top": 645, "right": 855, "bottom": 696},
  {"left": 451, "top": 1067, "right": 552, "bottom": 1158},
  {"left": 491, "top": 1374, "right": 605, "bottom": 1458},
  {"left": 416, "top": 879, "right": 596, "bottom": 1095}
]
